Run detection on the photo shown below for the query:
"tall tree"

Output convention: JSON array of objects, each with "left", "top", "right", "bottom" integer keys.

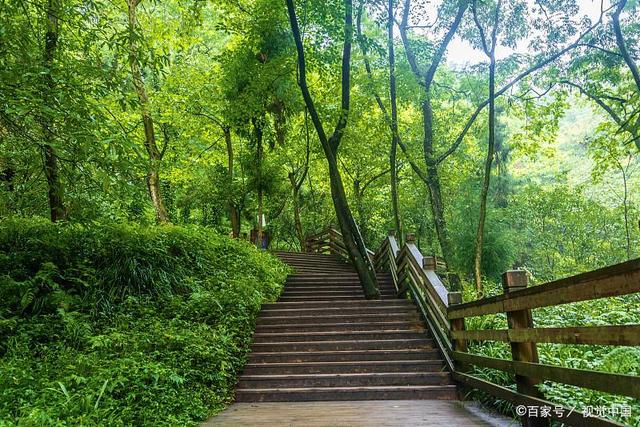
[
  {"left": 472, "top": 0, "right": 502, "bottom": 296},
  {"left": 126, "top": 0, "right": 170, "bottom": 223},
  {"left": 41, "top": 0, "right": 66, "bottom": 222},
  {"left": 356, "top": 1, "right": 402, "bottom": 240},
  {"left": 286, "top": 0, "right": 380, "bottom": 299},
  {"left": 396, "top": 0, "right": 468, "bottom": 266}
]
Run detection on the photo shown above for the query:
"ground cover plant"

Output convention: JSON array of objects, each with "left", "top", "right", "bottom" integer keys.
[{"left": 0, "top": 218, "right": 288, "bottom": 425}]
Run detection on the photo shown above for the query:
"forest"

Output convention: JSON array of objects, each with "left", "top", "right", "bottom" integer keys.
[{"left": 0, "top": 0, "right": 639, "bottom": 425}]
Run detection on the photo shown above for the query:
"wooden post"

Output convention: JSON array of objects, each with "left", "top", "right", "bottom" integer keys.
[
  {"left": 388, "top": 229, "right": 395, "bottom": 236},
  {"left": 502, "top": 270, "right": 548, "bottom": 427},
  {"left": 422, "top": 256, "right": 436, "bottom": 270},
  {"left": 447, "top": 292, "right": 467, "bottom": 353},
  {"left": 446, "top": 273, "right": 461, "bottom": 292},
  {"left": 448, "top": 291, "right": 469, "bottom": 400},
  {"left": 406, "top": 233, "right": 415, "bottom": 243}
]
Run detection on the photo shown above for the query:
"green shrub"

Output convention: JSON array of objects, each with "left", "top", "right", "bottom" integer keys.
[{"left": 0, "top": 218, "right": 289, "bottom": 426}]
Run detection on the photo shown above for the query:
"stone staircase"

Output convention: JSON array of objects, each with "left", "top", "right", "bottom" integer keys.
[{"left": 234, "top": 251, "right": 456, "bottom": 402}]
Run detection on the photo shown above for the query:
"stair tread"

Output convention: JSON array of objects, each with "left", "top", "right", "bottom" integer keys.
[
  {"left": 252, "top": 338, "right": 431, "bottom": 344},
  {"left": 246, "top": 359, "right": 442, "bottom": 366},
  {"left": 236, "top": 385, "right": 456, "bottom": 391},
  {"left": 254, "top": 330, "right": 423, "bottom": 336},
  {"left": 250, "top": 349, "right": 432, "bottom": 356},
  {"left": 241, "top": 372, "right": 450, "bottom": 379}
]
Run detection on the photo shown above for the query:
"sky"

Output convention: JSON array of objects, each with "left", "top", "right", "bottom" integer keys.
[{"left": 445, "top": 0, "right": 606, "bottom": 66}]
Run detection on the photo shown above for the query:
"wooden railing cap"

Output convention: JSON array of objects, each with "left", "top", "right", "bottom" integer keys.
[
  {"left": 448, "top": 292, "right": 463, "bottom": 305},
  {"left": 502, "top": 269, "right": 528, "bottom": 292},
  {"left": 423, "top": 256, "right": 437, "bottom": 270}
]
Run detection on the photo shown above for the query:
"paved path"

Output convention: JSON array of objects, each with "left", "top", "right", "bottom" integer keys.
[{"left": 204, "top": 400, "right": 514, "bottom": 426}]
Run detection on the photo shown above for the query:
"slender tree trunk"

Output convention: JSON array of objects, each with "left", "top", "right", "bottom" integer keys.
[
  {"left": 289, "top": 173, "right": 305, "bottom": 247},
  {"left": 397, "top": 0, "right": 466, "bottom": 267},
  {"left": 422, "top": 97, "right": 453, "bottom": 265},
  {"left": 328, "top": 155, "right": 379, "bottom": 299},
  {"left": 286, "top": 0, "right": 379, "bottom": 298},
  {"left": 353, "top": 180, "right": 369, "bottom": 243},
  {"left": 621, "top": 167, "right": 631, "bottom": 259},
  {"left": 473, "top": 0, "right": 500, "bottom": 296},
  {"left": 126, "top": 0, "right": 170, "bottom": 223},
  {"left": 224, "top": 128, "right": 241, "bottom": 237},
  {"left": 253, "top": 117, "right": 264, "bottom": 248},
  {"left": 387, "top": 0, "right": 402, "bottom": 239},
  {"left": 41, "top": 0, "right": 66, "bottom": 222}
]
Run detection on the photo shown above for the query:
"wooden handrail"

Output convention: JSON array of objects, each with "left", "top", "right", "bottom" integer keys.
[
  {"left": 446, "top": 261, "right": 640, "bottom": 426},
  {"left": 303, "top": 225, "right": 639, "bottom": 426},
  {"left": 448, "top": 259, "right": 640, "bottom": 319},
  {"left": 373, "top": 230, "right": 455, "bottom": 373}
]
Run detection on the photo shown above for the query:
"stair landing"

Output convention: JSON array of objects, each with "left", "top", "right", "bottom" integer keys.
[{"left": 205, "top": 400, "right": 505, "bottom": 426}]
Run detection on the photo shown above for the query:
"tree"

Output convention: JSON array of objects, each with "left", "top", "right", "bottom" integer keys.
[
  {"left": 41, "top": 0, "right": 66, "bottom": 222},
  {"left": 355, "top": 0, "right": 402, "bottom": 239},
  {"left": 471, "top": 0, "right": 502, "bottom": 296},
  {"left": 126, "top": 0, "right": 170, "bottom": 223},
  {"left": 286, "top": 0, "right": 380, "bottom": 299},
  {"left": 396, "top": 0, "right": 468, "bottom": 266}
]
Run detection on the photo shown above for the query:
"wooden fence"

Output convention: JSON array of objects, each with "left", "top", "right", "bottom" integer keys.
[{"left": 304, "top": 226, "right": 640, "bottom": 427}]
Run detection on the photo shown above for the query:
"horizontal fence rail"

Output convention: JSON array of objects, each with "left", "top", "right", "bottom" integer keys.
[
  {"left": 303, "top": 226, "right": 639, "bottom": 426},
  {"left": 447, "top": 262, "right": 640, "bottom": 427}
]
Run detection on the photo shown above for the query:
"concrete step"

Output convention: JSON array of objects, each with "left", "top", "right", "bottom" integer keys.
[
  {"left": 252, "top": 330, "right": 426, "bottom": 342},
  {"left": 284, "top": 283, "right": 394, "bottom": 289},
  {"left": 243, "top": 360, "right": 445, "bottom": 375},
  {"left": 238, "top": 372, "right": 454, "bottom": 388},
  {"left": 248, "top": 348, "right": 441, "bottom": 363},
  {"left": 250, "top": 339, "right": 434, "bottom": 352},
  {"left": 235, "top": 385, "right": 458, "bottom": 402},
  {"left": 260, "top": 306, "right": 418, "bottom": 317},
  {"left": 285, "top": 277, "right": 392, "bottom": 283},
  {"left": 257, "top": 312, "right": 421, "bottom": 325},
  {"left": 255, "top": 321, "right": 424, "bottom": 333},
  {"left": 261, "top": 300, "right": 411, "bottom": 309},
  {"left": 252, "top": 330, "right": 426, "bottom": 343},
  {"left": 280, "top": 291, "right": 396, "bottom": 298},
  {"left": 278, "top": 295, "right": 401, "bottom": 302}
]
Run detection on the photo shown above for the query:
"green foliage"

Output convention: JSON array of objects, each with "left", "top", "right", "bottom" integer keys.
[{"left": 0, "top": 218, "right": 289, "bottom": 425}]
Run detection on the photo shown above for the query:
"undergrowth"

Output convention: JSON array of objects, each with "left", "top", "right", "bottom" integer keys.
[{"left": 0, "top": 218, "right": 289, "bottom": 426}]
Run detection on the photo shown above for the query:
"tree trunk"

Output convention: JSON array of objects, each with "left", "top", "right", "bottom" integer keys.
[
  {"left": 225, "top": 127, "right": 241, "bottom": 237},
  {"left": 328, "top": 155, "right": 379, "bottom": 299},
  {"left": 286, "top": 0, "right": 379, "bottom": 299},
  {"left": 353, "top": 180, "right": 369, "bottom": 244},
  {"left": 253, "top": 117, "right": 264, "bottom": 248},
  {"left": 621, "top": 166, "right": 631, "bottom": 260},
  {"left": 387, "top": 0, "right": 402, "bottom": 240},
  {"left": 473, "top": 0, "right": 500, "bottom": 296},
  {"left": 422, "top": 97, "right": 453, "bottom": 265},
  {"left": 41, "top": 0, "right": 66, "bottom": 222},
  {"left": 126, "top": 0, "right": 170, "bottom": 224},
  {"left": 289, "top": 173, "right": 305, "bottom": 248}
]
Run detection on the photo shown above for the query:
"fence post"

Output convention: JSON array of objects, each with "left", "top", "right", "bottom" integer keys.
[
  {"left": 502, "top": 270, "right": 548, "bottom": 427},
  {"left": 447, "top": 291, "right": 467, "bottom": 353},
  {"left": 328, "top": 224, "right": 335, "bottom": 255},
  {"left": 422, "top": 256, "right": 436, "bottom": 270}
]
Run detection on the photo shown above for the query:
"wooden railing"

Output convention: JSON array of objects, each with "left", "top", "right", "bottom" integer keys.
[
  {"left": 304, "top": 226, "right": 639, "bottom": 426},
  {"left": 303, "top": 226, "right": 375, "bottom": 259},
  {"left": 448, "top": 260, "right": 640, "bottom": 427},
  {"left": 373, "top": 231, "right": 456, "bottom": 372}
]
